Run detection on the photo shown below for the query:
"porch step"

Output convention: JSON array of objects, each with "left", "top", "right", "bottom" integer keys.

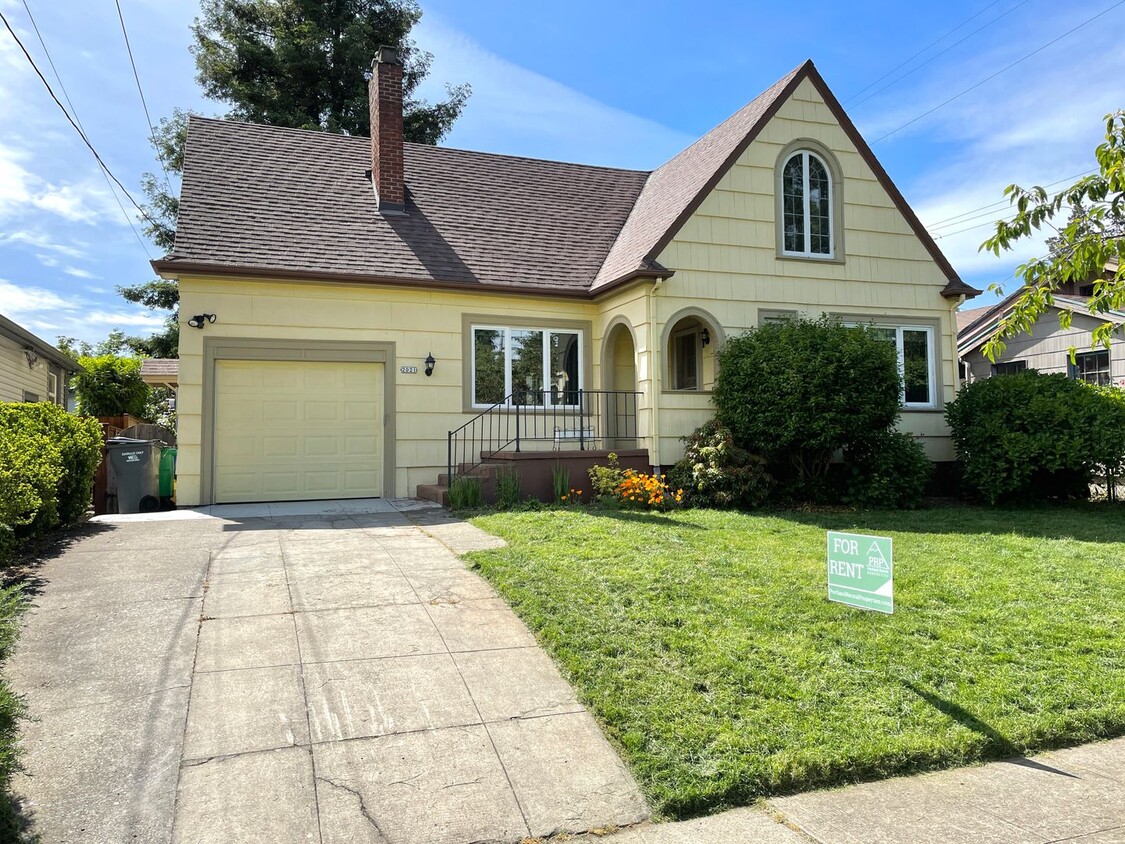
[{"left": 416, "top": 483, "right": 448, "bottom": 506}]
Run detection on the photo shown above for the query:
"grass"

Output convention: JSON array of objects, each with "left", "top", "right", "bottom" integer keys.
[{"left": 467, "top": 504, "right": 1125, "bottom": 819}]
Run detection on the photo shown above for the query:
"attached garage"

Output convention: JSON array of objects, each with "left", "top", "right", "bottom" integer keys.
[{"left": 202, "top": 340, "right": 395, "bottom": 505}]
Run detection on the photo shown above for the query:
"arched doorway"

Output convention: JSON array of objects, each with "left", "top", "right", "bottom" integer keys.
[{"left": 603, "top": 321, "right": 638, "bottom": 449}]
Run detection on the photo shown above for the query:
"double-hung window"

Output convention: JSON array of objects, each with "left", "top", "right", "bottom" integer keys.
[
  {"left": 472, "top": 325, "right": 582, "bottom": 408},
  {"left": 1071, "top": 350, "right": 1110, "bottom": 385},
  {"left": 782, "top": 151, "right": 833, "bottom": 258},
  {"left": 848, "top": 323, "right": 936, "bottom": 408}
]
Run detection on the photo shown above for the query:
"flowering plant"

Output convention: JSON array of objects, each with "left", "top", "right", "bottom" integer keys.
[{"left": 613, "top": 470, "right": 683, "bottom": 511}]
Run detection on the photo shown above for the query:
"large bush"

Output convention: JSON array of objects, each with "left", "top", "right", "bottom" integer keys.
[
  {"left": 714, "top": 317, "right": 904, "bottom": 498},
  {"left": 945, "top": 371, "right": 1125, "bottom": 503},
  {"left": 668, "top": 419, "right": 772, "bottom": 509},
  {"left": 73, "top": 355, "right": 149, "bottom": 418},
  {"left": 842, "top": 431, "right": 932, "bottom": 509},
  {"left": 0, "top": 403, "right": 102, "bottom": 560},
  {"left": 0, "top": 585, "right": 26, "bottom": 839}
]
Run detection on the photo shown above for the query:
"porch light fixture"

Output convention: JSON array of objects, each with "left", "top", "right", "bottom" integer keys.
[
  {"left": 701, "top": 328, "right": 711, "bottom": 346},
  {"left": 187, "top": 313, "right": 217, "bottom": 329},
  {"left": 424, "top": 353, "right": 436, "bottom": 377}
]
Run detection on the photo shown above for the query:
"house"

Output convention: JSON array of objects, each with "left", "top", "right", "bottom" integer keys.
[
  {"left": 0, "top": 312, "right": 77, "bottom": 406},
  {"left": 153, "top": 51, "right": 979, "bottom": 507},
  {"left": 958, "top": 264, "right": 1124, "bottom": 384}
]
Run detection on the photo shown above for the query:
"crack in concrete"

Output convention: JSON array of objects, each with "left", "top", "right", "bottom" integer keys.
[
  {"left": 316, "top": 776, "right": 389, "bottom": 842},
  {"left": 442, "top": 776, "right": 484, "bottom": 789}
]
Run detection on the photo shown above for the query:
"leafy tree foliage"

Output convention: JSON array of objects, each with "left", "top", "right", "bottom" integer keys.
[
  {"left": 945, "top": 371, "right": 1125, "bottom": 503},
  {"left": 713, "top": 317, "right": 904, "bottom": 498},
  {"left": 128, "top": 0, "right": 470, "bottom": 356},
  {"left": 71, "top": 356, "right": 150, "bottom": 419},
  {"left": 981, "top": 111, "right": 1125, "bottom": 360}
]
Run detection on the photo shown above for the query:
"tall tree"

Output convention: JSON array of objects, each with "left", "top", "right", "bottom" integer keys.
[
  {"left": 124, "top": 0, "right": 470, "bottom": 356},
  {"left": 980, "top": 110, "right": 1125, "bottom": 361}
]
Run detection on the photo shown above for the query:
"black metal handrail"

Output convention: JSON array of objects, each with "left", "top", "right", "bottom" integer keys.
[{"left": 447, "top": 389, "right": 643, "bottom": 487}]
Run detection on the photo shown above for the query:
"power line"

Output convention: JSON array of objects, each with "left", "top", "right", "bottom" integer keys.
[
  {"left": 17, "top": 0, "right": 153, "bottom": 259},
  {"left": 114, "top": 0, "right": 171, "bottom": 191},
  {"left": 847, "top": 0, "right": 1006, "bottom": 102},
  {"left": 871, "top": 0, "right": 1125, "bottom": 145},
  {"left": 926, "top": 169, "right": 1096, "bottom": 230},
  {"left": 0, "top": 9, "right": 156, "bottom": 230},
  {"left": 848, "top": 0, "right": 1033, "bottom": 109}
]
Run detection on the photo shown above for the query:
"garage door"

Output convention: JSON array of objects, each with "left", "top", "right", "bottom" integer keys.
[{"left": 213, "top": 359, "right": 383, "bottom": 503}]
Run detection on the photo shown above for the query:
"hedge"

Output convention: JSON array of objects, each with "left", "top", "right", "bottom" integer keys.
[
  {"left": 0, "top": 403, "right": 102, "bottom": 561},
  {"left": 945, "top": 371, "right": 1125, "bottom": 503}
]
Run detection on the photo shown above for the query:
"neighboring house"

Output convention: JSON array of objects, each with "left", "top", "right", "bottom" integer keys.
[
  {"left": 0, "top": 313, "right": 78, "bottom": 406},
  {"left": 154, "top": 52, "right": 979, "bottom": 506},
  {"left": 140, "top": 358, "right": 179, "bottom": 393},
  {"left": 958, "top": 271, "right": 1125, "bottom": 385}
]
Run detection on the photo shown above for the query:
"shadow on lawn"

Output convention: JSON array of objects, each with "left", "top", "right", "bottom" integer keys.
[
  {"left": 772, "top": 502, "right": 1125, "bottom": 544},
  {"left": 584, "top": 509, "right": 707, "bottom": 530},
  {"left": 903, "top": 681, "right": 1080, "bottom": 779}
]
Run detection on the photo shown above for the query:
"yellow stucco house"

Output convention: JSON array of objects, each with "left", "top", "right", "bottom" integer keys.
[{"left": 155, "top": 51, "right": 979, "bottom": 506}]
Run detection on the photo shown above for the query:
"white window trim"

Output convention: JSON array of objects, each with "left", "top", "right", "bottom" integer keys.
[
  {"left": 781, "top": 151, "right": 834, "bottom": 260},
  {"left": 845, "top": 322, "right": 937, "bottom": 409},
  {"left": 470, "top": 324, "right": 584, "bottom": 409}
]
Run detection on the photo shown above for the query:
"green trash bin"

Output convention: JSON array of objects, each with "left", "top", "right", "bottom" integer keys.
[{"left": 159, "top": 446, "right": 177, "bottom": 510}]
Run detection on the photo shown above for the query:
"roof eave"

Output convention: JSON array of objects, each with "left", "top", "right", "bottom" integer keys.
[
  {"left": 0, "top": 313, "right": 80, "bottom": 371},
  {"left": 941, "top": 279, "right": 983, "bottom": 300},
  {"left": 151, "top": 259, "right": 598, "bottom": 300}
]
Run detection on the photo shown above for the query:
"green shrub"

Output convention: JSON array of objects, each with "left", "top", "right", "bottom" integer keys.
[
  {"left": 0, "top": 586, "right": 27, "bottom": 839},
  {"left": 550, "top": 463, "right": 570, "bottom": 504},
  {"left": 588, "top": 452, "right": 627, "bottom": 502},
  {"left": 714, "top": 317, "right": 901, "bottom": 498},
  {"left": 668, "top": 419, "right": 773, "bottom": 509},
  {"left": 73, "top": 354, "right": 149, "bottom": 418},
  {"left": 0, "top": 403, "right": 102, "bottom": 560},
  {"left": 448, "top": 475, "right": 482, "bottom": 510},
  {"left": 494, "top": 467, "right": 521, "bottom": 509},
  {"left": 945, "top": 372, "right": 1125, "bottom": 504},
  {"left": 842, "top": 430, "right": 932, "bottom": 509}
]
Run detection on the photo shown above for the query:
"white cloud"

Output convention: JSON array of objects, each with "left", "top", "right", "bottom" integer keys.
[
  {"left": 412, "top": 15, "right": 693, "bottom": 170},
  {"left": 0, "top": 229, "right": 88, "bottom": 259},
  {"left": 0, "top": 278, "right": 73, "bottom": 318},
  {"left": 64, "top": 266, "right": 97, "bottom": 279},
  {"left": 858, "top": 2, "right": 1124, "bottom": 293}
]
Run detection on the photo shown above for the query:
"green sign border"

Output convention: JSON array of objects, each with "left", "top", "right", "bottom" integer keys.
[{"left": 826, "top": 531, "right": 894, "bottom": 614}]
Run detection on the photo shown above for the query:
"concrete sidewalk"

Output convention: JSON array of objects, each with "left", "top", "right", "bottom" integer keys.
[
  {"left": 8, "top": 500, "right": 647, "bottom": 843},
  {"left": 574, "top": 737, "right": 1125, "bottom": 843}
]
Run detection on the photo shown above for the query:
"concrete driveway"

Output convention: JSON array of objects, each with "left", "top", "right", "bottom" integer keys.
[{"left": 9, "top": 500, "right": 647, "bottom": 843}]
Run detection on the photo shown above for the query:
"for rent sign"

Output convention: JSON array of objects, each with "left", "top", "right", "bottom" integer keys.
[{"left": 827, "top": 531, "right": 893, "bottom": 614}]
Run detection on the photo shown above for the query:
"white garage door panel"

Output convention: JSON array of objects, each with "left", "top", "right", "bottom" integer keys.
[{"left": 214, "top": 359, "right": 383, "bottom": 503}]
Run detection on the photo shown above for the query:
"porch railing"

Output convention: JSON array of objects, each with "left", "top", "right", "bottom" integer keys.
[{"left": 447, "top": 389, "right": 643, "bottom": 486}]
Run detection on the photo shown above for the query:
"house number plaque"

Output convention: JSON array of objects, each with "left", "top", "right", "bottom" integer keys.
[{"left": 400, "top": 365, "right": 418, "bottom": 374}]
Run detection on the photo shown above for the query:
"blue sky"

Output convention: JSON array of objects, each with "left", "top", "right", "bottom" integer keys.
[{"left": 1, "top": 0, "right": 1123, "bottom": 346}]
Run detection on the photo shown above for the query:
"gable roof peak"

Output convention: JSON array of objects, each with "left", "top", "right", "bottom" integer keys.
[{"left": 593, "top": 58, "right": 979, "bottom": 300}]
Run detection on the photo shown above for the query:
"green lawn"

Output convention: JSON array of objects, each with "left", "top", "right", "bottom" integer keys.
[{"left": 467, "top": 505, "right": 1125, "bottom": 819}]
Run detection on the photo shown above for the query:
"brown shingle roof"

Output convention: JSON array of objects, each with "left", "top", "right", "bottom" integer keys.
[
  {"left": 140, "top": 358, "right": 179, "bottom": 378},
  {"left": 594, "top": 65, "right": 804, "bottom": 289},
  {"left": 158, "top": 61, "right": 977, "bottom": 301},
  {"left": 956, "top": 306, "right": 992, "bottom": 333},
  {"left": 165, "top": 118, "right": 648, "bottom": 293}
]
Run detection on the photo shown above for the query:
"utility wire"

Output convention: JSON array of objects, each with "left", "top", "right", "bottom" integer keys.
[
  {"left": 871, "top": 0, "right": 1125, "bottom": 144},
  {"left": 927, "top": 169, "right": 1097, "bottom": 229},
  {"left": 0, "top": 9, "right": 156, "bottom": 229},
  {"left": 17, "top": 0, "right": 153, "bottom": 259},
  {"left": 849, "top": 0, "right": 1033, "bottom": 109},
  {"left": 846, "top": 0, "right": 1006, "bottom": 102},
  {"left": 114, "top": 0, "right": 171, "bottom": 190}
]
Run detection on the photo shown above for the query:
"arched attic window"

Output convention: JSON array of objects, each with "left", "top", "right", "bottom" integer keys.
[{"left": 781, "top": 150, "right": 834, "bottom": 258}]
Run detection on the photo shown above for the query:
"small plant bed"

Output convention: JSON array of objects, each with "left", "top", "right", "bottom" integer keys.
[{"left": 467, "top": 505, "right": 1125, "bottom": 819}]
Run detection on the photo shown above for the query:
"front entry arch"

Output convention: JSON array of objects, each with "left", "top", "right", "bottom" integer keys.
[{"left": 603, "top": 321, "right": 638, "bottom": 449}]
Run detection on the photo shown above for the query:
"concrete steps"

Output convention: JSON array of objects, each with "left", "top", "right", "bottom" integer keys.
[{"left": 416, "top": 461, "right": 505, "bottom": 507}]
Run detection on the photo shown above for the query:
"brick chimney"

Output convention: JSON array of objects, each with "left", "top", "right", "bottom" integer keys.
[{"left": 369, "top": 45, "right": 405, "bottom": 214}]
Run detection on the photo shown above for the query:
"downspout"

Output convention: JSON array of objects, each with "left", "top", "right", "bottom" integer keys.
[
  {"left": 951, "top": 293, "right": 966, "bottom": 389},
  {"left": 648, "top": 277, "right": 664, "bottom": 471}
]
